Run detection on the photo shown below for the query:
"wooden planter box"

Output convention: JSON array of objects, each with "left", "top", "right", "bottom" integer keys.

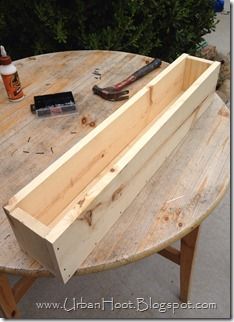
[{"left": 4, "top": 54, "right": 220, "bottom": 283}]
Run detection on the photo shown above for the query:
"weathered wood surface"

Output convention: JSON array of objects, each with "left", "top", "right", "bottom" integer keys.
[{"left": 0, "top": 51, "right": 230, "bottom": 277}]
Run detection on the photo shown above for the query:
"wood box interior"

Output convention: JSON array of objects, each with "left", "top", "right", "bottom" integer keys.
[{"left": 16, "top": 56, "right": 212, "bottom": 228}]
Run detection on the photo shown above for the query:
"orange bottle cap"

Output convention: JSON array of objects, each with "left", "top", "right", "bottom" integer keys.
[{"left": 0, "top": 55, "right": 12, "bottom": 65}]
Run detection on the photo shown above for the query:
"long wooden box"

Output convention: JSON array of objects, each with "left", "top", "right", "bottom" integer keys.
[{"left": 4, "top": 54, "right": 220, "bottom": 283}]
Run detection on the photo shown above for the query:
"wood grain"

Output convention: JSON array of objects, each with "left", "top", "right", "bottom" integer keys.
[
  {"left": 3, "top": 53, "right": 220, "bottom": 283},
  {"left": 0, "top": 51, "right": 230, "bottom": 278},
  {"left": 0, "top": 273, "right": 19, "bottom": 318},
  {"left": 159, "top": 246, "right": 180, "bottom": 265},
  {"left": 12, "top": 276, "right": 37, "bottom": 303},
  {"left": 180, "top": 226, "right": 200, "bottom": 302}
]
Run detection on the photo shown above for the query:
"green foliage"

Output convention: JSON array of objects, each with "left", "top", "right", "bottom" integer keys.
[{"left": 0, "top": 0, "right": 217, "bottom": 62}]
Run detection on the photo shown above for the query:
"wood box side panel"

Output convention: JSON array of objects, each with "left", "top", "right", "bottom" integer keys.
[
  {"left": 50, "top": 91, "right": 215, "bottom": 283},
  {"left": 3, "top": 207, "right": 60, "bottom": 277},
  {"left": 148, "top": 56, "right": 187, "bottom": 118},
  {"left": 49, "top": 59, "right": 220, "bottom": 241},
  {"left": 182, "top": 57, "right": 211, "bottom": 89},
  {"left": 7, "top": 55, "right": 188, "bottom": 227}
]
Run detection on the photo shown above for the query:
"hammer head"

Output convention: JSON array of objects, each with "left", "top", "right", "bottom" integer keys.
[{"left": 92, "top": 85, "right": 129, "bottom": 101}]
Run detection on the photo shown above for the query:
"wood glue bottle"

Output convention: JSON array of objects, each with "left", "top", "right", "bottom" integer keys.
[{"left": 0, "top": 45, "right": 24, "bottom": 101}]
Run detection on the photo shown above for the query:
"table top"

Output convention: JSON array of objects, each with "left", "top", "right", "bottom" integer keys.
[{"left": 0, "top": 51, "right": 230, "bottom": 277}]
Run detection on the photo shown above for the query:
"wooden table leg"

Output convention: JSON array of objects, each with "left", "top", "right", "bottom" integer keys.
[
  {"left": 180, "top": 226, "right": 200, "bottom": 302},
  {"left": 12, "top": 275, "right": 37, "bottom": 304},
  {"left": 0, "top": 273, "right": 37, "bottom": 318},
  {"left": 0, "top": 273, "right": 20, "bottom": 318}
]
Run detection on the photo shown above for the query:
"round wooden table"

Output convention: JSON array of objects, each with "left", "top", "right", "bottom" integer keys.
[{"left": 0, "top": 51, "right": 230, "bottom": 318}]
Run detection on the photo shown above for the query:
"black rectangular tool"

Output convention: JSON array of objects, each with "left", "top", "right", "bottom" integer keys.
[{"left": 30, "top": 91, "right": 77, "bottom": 117}]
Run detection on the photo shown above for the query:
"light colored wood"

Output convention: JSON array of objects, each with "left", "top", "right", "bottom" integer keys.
[
  {"left": 5, "top": 208, "right": 59, "bottom": 276},
  {"left": 158, "top": 246, "right": 180, "bottom": 265},
  {"left": 49, "top": 92, "right": 214, "bottom": 282},
  {"left": 3, "top": 53, "right": 221, "bottom": 283},
  {"left": 182, "top": 57, "right": 211, "bottom": 89},
  {"left": 0, "top": 51, "right": 229, "bottom": 286},
  {"left": 180, "top": 226, "right": 200, "bottom": 302},
  {"left": 6, "top": 53, "right": 213, "bottom": 224},
  {"left": 12, "top": 276, "right": 37, "bottom": 303},
  {"left": 77, "top": 93, "right": 229, "bottom": 276},
  {"left": 5, "top": 55, "right": 168, "bottom": 220},
  {"left": 5, "top": 54, "right": 216, "bottom": 220},
  {"left": 184, "top": 55, "right": 214, "bottom": 64},
  {"left": 0, "top": 273, "right": 20, "bottom": 318}
]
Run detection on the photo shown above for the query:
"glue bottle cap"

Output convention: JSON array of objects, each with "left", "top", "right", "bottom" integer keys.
[{"left": 0, "top": 45, "right": 12, "bottom": 65}]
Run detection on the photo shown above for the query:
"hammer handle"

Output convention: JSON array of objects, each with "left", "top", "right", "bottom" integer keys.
[{"left": 114, "top": 58, "right": 161, "bottom": 91}]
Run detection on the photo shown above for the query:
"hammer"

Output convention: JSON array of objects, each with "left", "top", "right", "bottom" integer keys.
[{"left": 92, "top": 58, "right": 162, "bottom": 101}]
